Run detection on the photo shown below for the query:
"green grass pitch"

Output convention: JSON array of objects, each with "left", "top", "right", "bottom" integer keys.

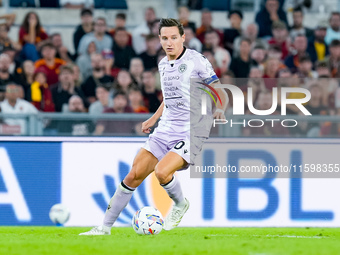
[{"left": 1, "top": 227, "right": 340, "bottom": 255}]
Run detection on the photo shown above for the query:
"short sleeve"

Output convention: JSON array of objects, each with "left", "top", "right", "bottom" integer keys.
[{"left": 196, "top": 54, "right": 219, "bottom": 85}]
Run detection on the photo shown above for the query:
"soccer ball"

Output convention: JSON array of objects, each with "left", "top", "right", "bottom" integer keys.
[
  {"left": 49, "top": 204, "right": 70, "bottom": 225},
  {"left": 132, "top": 206, "right": 164, "bottom": 235}
]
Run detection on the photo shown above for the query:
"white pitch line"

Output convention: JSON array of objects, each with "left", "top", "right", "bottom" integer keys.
[
  {"left": 207, "top": 234, "right": 238, "bottom": 237},
  {"left": 249, "top": 253, "right": 271, "bottom": 255},
  {"left": 261, "top": 234, "right": 326, "bottom": 239},
  {"left": 207, "top": 234, "right": 327, "bottom": 239}
]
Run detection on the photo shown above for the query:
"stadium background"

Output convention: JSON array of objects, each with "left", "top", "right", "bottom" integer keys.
[{"left": 0, "top": 0, "right": 339, "bottom": 229}]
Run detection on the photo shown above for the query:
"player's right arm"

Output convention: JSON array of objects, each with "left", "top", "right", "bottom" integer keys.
[
  {"left": 197, "top": 52, "right": 228, "bottom": 120},
  {"left": 142, "top": 101, "right": 164, "bottom": 133}
]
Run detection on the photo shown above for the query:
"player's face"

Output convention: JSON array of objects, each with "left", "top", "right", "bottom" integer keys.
[{"left": 159, "top": 26, "right": 185, "bottom": 60}]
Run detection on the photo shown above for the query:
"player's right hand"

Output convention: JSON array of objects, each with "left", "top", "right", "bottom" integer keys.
[{"left": 141, "top": 118, "right": 155, "bottom": 133}]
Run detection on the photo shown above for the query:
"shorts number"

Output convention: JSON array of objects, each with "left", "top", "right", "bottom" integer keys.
[{"left": 174, "top": 141, "right": 185, "bottom": 150}]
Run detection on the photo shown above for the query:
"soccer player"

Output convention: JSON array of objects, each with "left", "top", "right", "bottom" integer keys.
[{"left": 80, "top": 18, "right": 228, "bottom": 235}]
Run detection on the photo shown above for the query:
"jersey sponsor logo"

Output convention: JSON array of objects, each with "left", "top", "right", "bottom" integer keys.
[
  {"left": 165, "top": 100, "right": 185, "bottom": 108},
  {"left": 178, "top": 64, "right": 187, "bottom": 73},
  {"left": 176, "top": 101, "right": 185, "bottom": 108},
  {"left": 164, "top": 76, "right": 180, "bottom": 81}
]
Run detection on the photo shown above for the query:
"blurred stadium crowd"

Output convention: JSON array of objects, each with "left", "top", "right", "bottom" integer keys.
[{"left": 0, "top": 0, "right": 339, "bottom": 137}]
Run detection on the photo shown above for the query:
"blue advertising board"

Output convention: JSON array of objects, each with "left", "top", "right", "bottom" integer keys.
[{"left": 0, "top": 142, "right": 61, "bottom": 225}]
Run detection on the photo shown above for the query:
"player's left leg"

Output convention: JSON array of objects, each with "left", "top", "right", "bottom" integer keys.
[{"left": 154, "top": 151, "right": 190, "bottom": 230}]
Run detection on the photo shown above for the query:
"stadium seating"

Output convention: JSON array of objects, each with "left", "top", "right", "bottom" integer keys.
[
  {"left": 94, "top": 0, "right": 128, "bottom": 9},
  {"left": 202, "top": 0, "right": 230, "bottom": 11},
  {"left": 10, "top": 0, "right": 35, "bottom": 7},
  {"left": 10, "top": 0, "right": 127, "bottom": 8},
  {"left": 40, "top": 0, "right": 60, "bottom": 8}
]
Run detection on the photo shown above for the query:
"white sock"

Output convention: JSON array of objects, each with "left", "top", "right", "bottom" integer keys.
[
  {"left": 103, "top": 182, "right": 135, "bottom": 228},
  {"left": 161, "top": 175, "right": 185, "bottom": 207}
]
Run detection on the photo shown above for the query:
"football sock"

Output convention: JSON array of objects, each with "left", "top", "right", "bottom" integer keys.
[
  {"left": 161, "top": 175, "right": 186, "bottom": 207},
  {"left": 103, "top": 181, "right": 135, "bottom": 228}
]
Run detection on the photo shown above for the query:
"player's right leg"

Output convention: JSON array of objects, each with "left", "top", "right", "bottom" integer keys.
[
  {"left": 154, "top": 151, "right": 189, "bottom": 231},
  {"left": 79, "top": 148, "right": 158, "bottom": 235}
]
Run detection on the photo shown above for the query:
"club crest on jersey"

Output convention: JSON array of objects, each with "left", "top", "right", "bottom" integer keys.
[{"left": 178, "top": 64, "right": 187, "bottom": 73}]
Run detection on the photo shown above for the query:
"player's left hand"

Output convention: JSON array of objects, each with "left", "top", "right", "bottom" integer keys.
[{"left": 213, "top": 109, "right": 226, "bottom": 120}]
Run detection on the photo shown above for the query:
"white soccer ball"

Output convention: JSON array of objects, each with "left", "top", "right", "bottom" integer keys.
[
  {"left": 49, "top": 204, "right": 70, "bottom": 225},
  {"left": 132, "top": 206, "right": 164, "bottom": 235}
]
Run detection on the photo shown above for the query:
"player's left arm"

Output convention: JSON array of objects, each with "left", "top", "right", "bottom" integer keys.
[{"left": 209, "top": 80, "right": 228, "bottom": 120}]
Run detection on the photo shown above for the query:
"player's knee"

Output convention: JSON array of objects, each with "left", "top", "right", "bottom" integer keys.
[
  {"left": 124, "top": 169, "right": 143, "bottom": 187},
  {"left": 154, "top": 164, "right": 171, "bottom": 184}
]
